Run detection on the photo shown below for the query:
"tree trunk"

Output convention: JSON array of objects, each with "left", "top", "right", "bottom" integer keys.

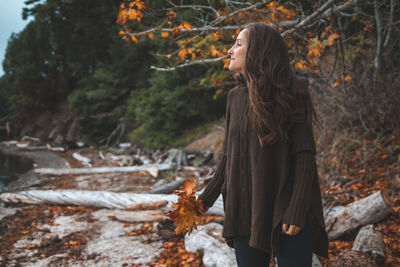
[
  {"left": 148, "top": 179, "right": 187, "bottom": 194},
  {"left": 184, "top": 222, "right": 236, "bottom": 267},
  {"left": 113, "top": 210, "right": 168, "bottom": 222},
  {"left": 0, "top": 189, "right": 225, "bottom": 216},
  {"left": 0, "top": 190, "right": 178, "bottom": 210},
  {"left": 352, "top": 224, "right": 385, "bottom": 264},
  {"left": 33, "top": 163, "right": 173, "bottom": 175},
  {"left": 331, "top": 250, "right": 378, "bottom": 267},
  {"left": 326, "top": 191, "right": 394, "bottom": 240},
  {"left": 127, "top": 200, "right": 168, "bottom": 210}
]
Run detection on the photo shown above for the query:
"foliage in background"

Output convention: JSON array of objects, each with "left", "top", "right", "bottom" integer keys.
[
  {"left": 0, "top": 0, "right": 399, "bottom": 154},
  {"left": 117, "top": 0, "right": 400, "bottom": 148},
  {"left": 0, "top": 0, "right": 231, "bottom": 147},
  {"left": 123, "top": 63, "right": 226, "bottom": 149}
]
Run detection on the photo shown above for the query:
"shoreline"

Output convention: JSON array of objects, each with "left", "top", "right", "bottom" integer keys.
[
  {"left": 0, "top": 144, "right": 69, "bottom": 192},
  {"left": 0, "top": 144, "right": 69, "bottom": 169}
]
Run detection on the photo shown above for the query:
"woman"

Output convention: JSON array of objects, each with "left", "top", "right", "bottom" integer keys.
[{"left": 197, "top": 22, "right": 329, "bottom": 267}]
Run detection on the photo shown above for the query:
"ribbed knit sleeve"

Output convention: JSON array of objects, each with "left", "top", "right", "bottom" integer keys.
[
  {"left": 198, "top": 153, "right": 227, "bottom": 208},
  {"left": 282, "top": 151, "right": 316, "bottom": 229},
  {"left": 289, "top": 121, "right": 316, "bottom": 156},
  {"left": 282, "top": 119, "right": 317, "bottom": 229},
  {"left": 198, "top": 90, "right": 232, "bottom": 209}
]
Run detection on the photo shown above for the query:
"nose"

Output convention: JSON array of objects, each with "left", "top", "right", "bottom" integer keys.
[{"left": 228, "top": 47, "right": 233, "bottom": 57}]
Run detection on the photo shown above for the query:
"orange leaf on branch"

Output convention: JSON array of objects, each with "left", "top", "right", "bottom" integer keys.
[{"left": 166, "top": 178, "right": 207, "bottom": 235}]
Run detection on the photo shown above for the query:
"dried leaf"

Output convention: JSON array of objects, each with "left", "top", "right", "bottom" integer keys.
[{"left": 166, "top": 178, "right": 206, "bottom": 235}]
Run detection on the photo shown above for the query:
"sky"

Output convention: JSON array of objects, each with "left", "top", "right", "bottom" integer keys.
[{"left": 0, "top": 0, "right": 34, "bottom": 77}]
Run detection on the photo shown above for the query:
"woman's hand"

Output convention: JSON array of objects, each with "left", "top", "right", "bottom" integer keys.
[
  {"left": 196, "top": 197, "right": 209, "bottom": 216},
  {"left": 282, "top": 223, "right": 303, "bottom": 235}
]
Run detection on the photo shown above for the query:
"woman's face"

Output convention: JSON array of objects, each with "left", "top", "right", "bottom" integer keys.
[{"left": 227, "top": 29, "right": 248, "bottom": 74}]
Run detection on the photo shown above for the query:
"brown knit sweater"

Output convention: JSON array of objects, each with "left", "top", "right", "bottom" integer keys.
[{"left": 198, "top": 85, "right": 329, "bottom": 259}]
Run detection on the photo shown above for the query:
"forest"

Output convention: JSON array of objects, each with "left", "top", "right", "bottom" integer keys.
[{"left": 0, "top": 0, "right": 399, "bottom": 266}]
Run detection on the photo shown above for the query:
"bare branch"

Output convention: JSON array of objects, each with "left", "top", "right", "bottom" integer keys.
[
  {"left": 150, "top": 55, "right": 229, "bottom": 71},
  {"left": 373, "top": 0, "right": 382, "bottom": 83},
  {"left": 127, "top": 20, "right": 298, "bottom": 37},
  {"left": 282, "top": 0, "right": 337, "bottom": 35},
  {"left": 383, "top": 0, "right": 396, "bottom": 48},
  {"left": 148, "top": 0, "right": 361, "bottom": 71},
  {"left": 166, "top": 0, "right": 220, "bottom": 18},
  {"left": 211, "top": 0, "right": 273, "bottom": 25}
]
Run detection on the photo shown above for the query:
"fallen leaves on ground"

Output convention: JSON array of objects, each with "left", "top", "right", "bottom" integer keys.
[
  {"left": 128, "top": 237, "right": 203, "bottom": 267},
  {"left": 0, "top": 204, "right": 98, "bottom": 264}
]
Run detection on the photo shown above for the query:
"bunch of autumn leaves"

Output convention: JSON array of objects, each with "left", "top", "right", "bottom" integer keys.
[{"left": 166, "top": 177, "right": 209, "bottom": 235}]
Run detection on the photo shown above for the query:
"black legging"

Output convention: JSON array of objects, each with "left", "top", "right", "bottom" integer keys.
[{"left": 233, "top": 204, "right": 313, "bottom": 267}]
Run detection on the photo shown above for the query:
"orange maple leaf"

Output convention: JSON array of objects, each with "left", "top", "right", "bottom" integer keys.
[
  {"left": 172, "top": 27, "right": 181, "bottom": 36},
  {"left": 343, "top": 74, "right": 352, "bottom": 83},
  {"left": 135, "top": 0, "right": 149, "bottom": 10},
  {"left": 167, "top": 178, "right": 206, "bottom": 235},
  {"left": 161, "top": 32, "right": 170, "bottom": 38},
  {"left": 333, "top": 79, "right": 341, "bottom": 87},
  {"left": 178, "top": 47, "right": 187, "bottom": 59},
  {"left": 130, "top": 35, "right": 139, "bottom": 44},
  {"left": 180, "top": 22, "right": 193, "bottom": 29}
]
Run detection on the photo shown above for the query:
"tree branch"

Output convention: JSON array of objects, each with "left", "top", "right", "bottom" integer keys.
[
  {"left": 383, "top": 0, "right": 396, "bottom": 48},
  {"left": 210, "top": 0, "right": 273, "bottom": 25},
  {"left": 150, "top": 55, "right": 229, "bottom": 71},
  {"left": 373, "top": 0, "right": 382, "bottom": 83},
  {"left": 148, "top": 0, "right": 360, "bottom": 71},
  {"left": 166, "top": 0, "right": 221, "bottom": 18}
]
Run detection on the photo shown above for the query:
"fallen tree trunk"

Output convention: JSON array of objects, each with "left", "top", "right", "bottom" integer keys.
[
  {"left": 352, "top": 224, "right": 385, "bottom": 262},
  {"left": 113, "top": 210, "right": 168, "bottom": 222},
  {"left": 163, "top": 148, "right": 188, "bottom": 166},
  {"left": 72, "top": 152, "right": 92, "bottom": 167},
  {"left": 184, "top": 222, "right": 236, "bottom": 267},
  {"left": 46, "top": 144, "right": 66, "bottom": 152},
  {"left": 33, "top": 163, "right": 174, "bottom": 175},
  {"left": 21, "top": 136, "right": 41, "bottom": 142},
  {"left": 0, "top": 189, "right": 225, "bottom": 216},
  {"left": 326, "top": 191, "right": 394, "bottom": 240},
  {"left": 331, "top": 250, "right": 378, "bottom": 267},
  {"left": 148, "top": 179, "right": 188, "bottom": 194},
  {"left": 0, "top": 190, "right": 177, "bottom": 210},
  {"left": 127, "top": 200, "right": 168, "bottom": 210}
]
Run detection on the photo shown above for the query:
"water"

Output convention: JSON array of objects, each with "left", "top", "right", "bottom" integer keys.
[{"left": 0, "top": 151, "right": 34, "bottom": 190}]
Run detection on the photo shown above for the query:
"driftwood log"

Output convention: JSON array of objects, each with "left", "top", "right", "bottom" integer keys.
[
  {"left": 33, "top": 163, "right": 173, "bottom": 175},
  {"left": 21, "top": 136, "right": 41, "bottom": 142},
  {"left": 163, "top": 148, "right": 188, "bottom": 166},
  {"left": 126, "top": 200, "right": 168, "bottom": 210},
  {"left": 352, "top": 224, "right": 385, "bottom": 263},
  {"left": 311, "top": 254, "right": 323, "bottom": 267},
  {"left": 326, "top": 191, "right": 394, "bottom": 240},
  {"left": 72, "top": 152, "right": 92, "bottom": 167},
  {"left": 113, "top": 210, "right": 168, "bottom": 222},
  {"left": 46, "top": 144, "right": 66, "bottom": 152},
  {"left": 184, "top": 222, "right": 236, "bottom": 267},
  {"left": 324, "top": 205, "right": 345, "bottom": 222},
  {"left": 0, "top": 189, "right": 225, "bottom": 216},
  {"left": 331, "top": 250, "right": 378, "bottom": 267},
  {"left": 148, "top": 179, "right": 188, "bottom": 194},
  {"left": 0, "top": 190, "right": 177, "bottom": 210}
]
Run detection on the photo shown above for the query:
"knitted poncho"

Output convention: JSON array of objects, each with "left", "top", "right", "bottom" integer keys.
[{"left": 199, "top": 85, "right": 329, "bottom": 259}]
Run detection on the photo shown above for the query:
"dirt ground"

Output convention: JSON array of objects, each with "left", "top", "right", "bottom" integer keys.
[
  {"left": 1, "top": 144, "right": 399, "bottom": 266},
  {"left": 0, "top": 145, "right": 224, "bottom": 266}
]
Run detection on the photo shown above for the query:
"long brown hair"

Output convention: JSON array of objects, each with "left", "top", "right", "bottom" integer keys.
[{"left": 233, "top": 22, "right": 319, "bottom": 147}]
